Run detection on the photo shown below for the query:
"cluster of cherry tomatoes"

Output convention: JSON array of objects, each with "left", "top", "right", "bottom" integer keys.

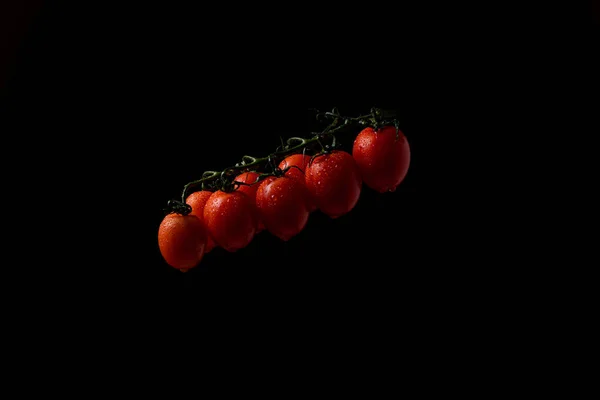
[{"left": 158, "top": 125, "right": 411, "bottom": 272}]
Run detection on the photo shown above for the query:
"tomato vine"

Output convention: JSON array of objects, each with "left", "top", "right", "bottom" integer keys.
[{"left": 158, "top": 106, "right": 411, "bottom": 272}]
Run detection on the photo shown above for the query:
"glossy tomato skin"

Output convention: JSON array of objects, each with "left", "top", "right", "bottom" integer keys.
[
  {"left": 305, "top": 150, "right": 362, "bottom": 219},
  {"left": 203, "top": 190, "right": 257, "bottom": 252},
  {"left": 185, "top": 190, "right": 217, "bottom": 253},
  {"left": 255, "top": 176, "right": 310, "bottom": 241},
  {"left": 352, "top": 126, "right": 411, "bottom": 193},
  {"left": 278, "top": 154, "right": 317, "bottom": 212},
  {"left": 158, "top": 213, "right": 207, "bottom": 271},
  {"left": 234, "top": 171, "right": 265, "bottom": 232}
]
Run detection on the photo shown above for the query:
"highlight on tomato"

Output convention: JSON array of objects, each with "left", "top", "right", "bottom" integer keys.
[
  {"left": 158, "top": 212, "right": 207, "bottom": 272},
  {"left": 203, "top": 190, "right": 257, "bottom": 252},
  {"left": 255, "top": 175, "right": 310, "bottom": 241},
  {"left": 352, "top": 126, "right": 410, "bottom": 193},
  {"left": 305, "top": 150, "right": 362, "bottom": 219}
]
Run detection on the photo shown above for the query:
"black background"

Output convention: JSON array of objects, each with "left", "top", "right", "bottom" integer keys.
[
  {"left": 10, "top": 1, "right": 599, "bottom": 309},
  {"left": 2, "top": 1, "right": 600, "bottom": 379},
  {"left": 2, "top": 1, "right": 441, "bottom": 318}
]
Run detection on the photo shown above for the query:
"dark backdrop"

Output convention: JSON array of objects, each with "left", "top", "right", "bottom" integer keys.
[
  {"left": 4, "top": 1, "right": 600, "bottom": 378},
  {"left": 3, "top": 1, "right": 429, "bottom": 312}
]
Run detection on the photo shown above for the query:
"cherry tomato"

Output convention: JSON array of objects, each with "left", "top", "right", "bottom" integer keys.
[
  {"left": 305, "top": 150, "right": 362, "bottom": 218},
  {"left": 278, "top": 154, "right": 317, "bottom": 212},
  {"left": 255, "top": 175, "right": 310, "bottom": 241},
  {"left": 203, "top": 190, "right": 257, "bottom": 252},
  {"left": 234, "top": 171, "right": 265, "bottom": 232},
  {"left": 185, "top": 190, "right": 217, "bottom": 253},
  {"left": 352, "top": 126, "right": 411, "bottom": 193},
  {"left": 158, "top": 213, "right": 207, "bottom": 272}
]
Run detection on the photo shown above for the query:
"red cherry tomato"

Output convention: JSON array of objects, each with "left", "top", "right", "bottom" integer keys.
[
  {"left": 234, "top": 171, "right": 265, "bottom": 232},
  {"left": 305, "top": 150, "right": 362, "bottom": 218},
  {"left": 203, "top": 190, "right": 257, "bottom": 252},
  {"left": 255, "top": 176, "right": 310, "bottom": 241},
  {"left": 158, "top": 213, "right": 207, "bottom": 272},
  {"left": 278, "top": 154, "right": 317, "bottom": 212},
  {"left": 352, "top": 126, "right": 411, "bottom": 193},
  {"left": 185, "top": 190, "right": 217, "bottom": 253}
]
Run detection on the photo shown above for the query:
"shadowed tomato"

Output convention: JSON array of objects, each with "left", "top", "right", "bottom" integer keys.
[
  {"left": 234, "top": 171, "right": 265, "bottom": 232},
  {"left": 256, "top": 176, "right": 310, "bottom": 241},
  {"left": 305, "top": 150, "right": 362, "bottom": 218},
  {"left": 185, "top": 190, "right": 217, "bottom": 253},
  {"left": 352, "top": 126, "right": 410, "bottom": 193},
  {"left": 158, "top": 213, "right": 207, "bottom": 272},
  {"left": 278, "top": 154, "right": 317, "bottom": 212},
  {"left": 203, "top": 190, "right": 257, "bottom": 252}
]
